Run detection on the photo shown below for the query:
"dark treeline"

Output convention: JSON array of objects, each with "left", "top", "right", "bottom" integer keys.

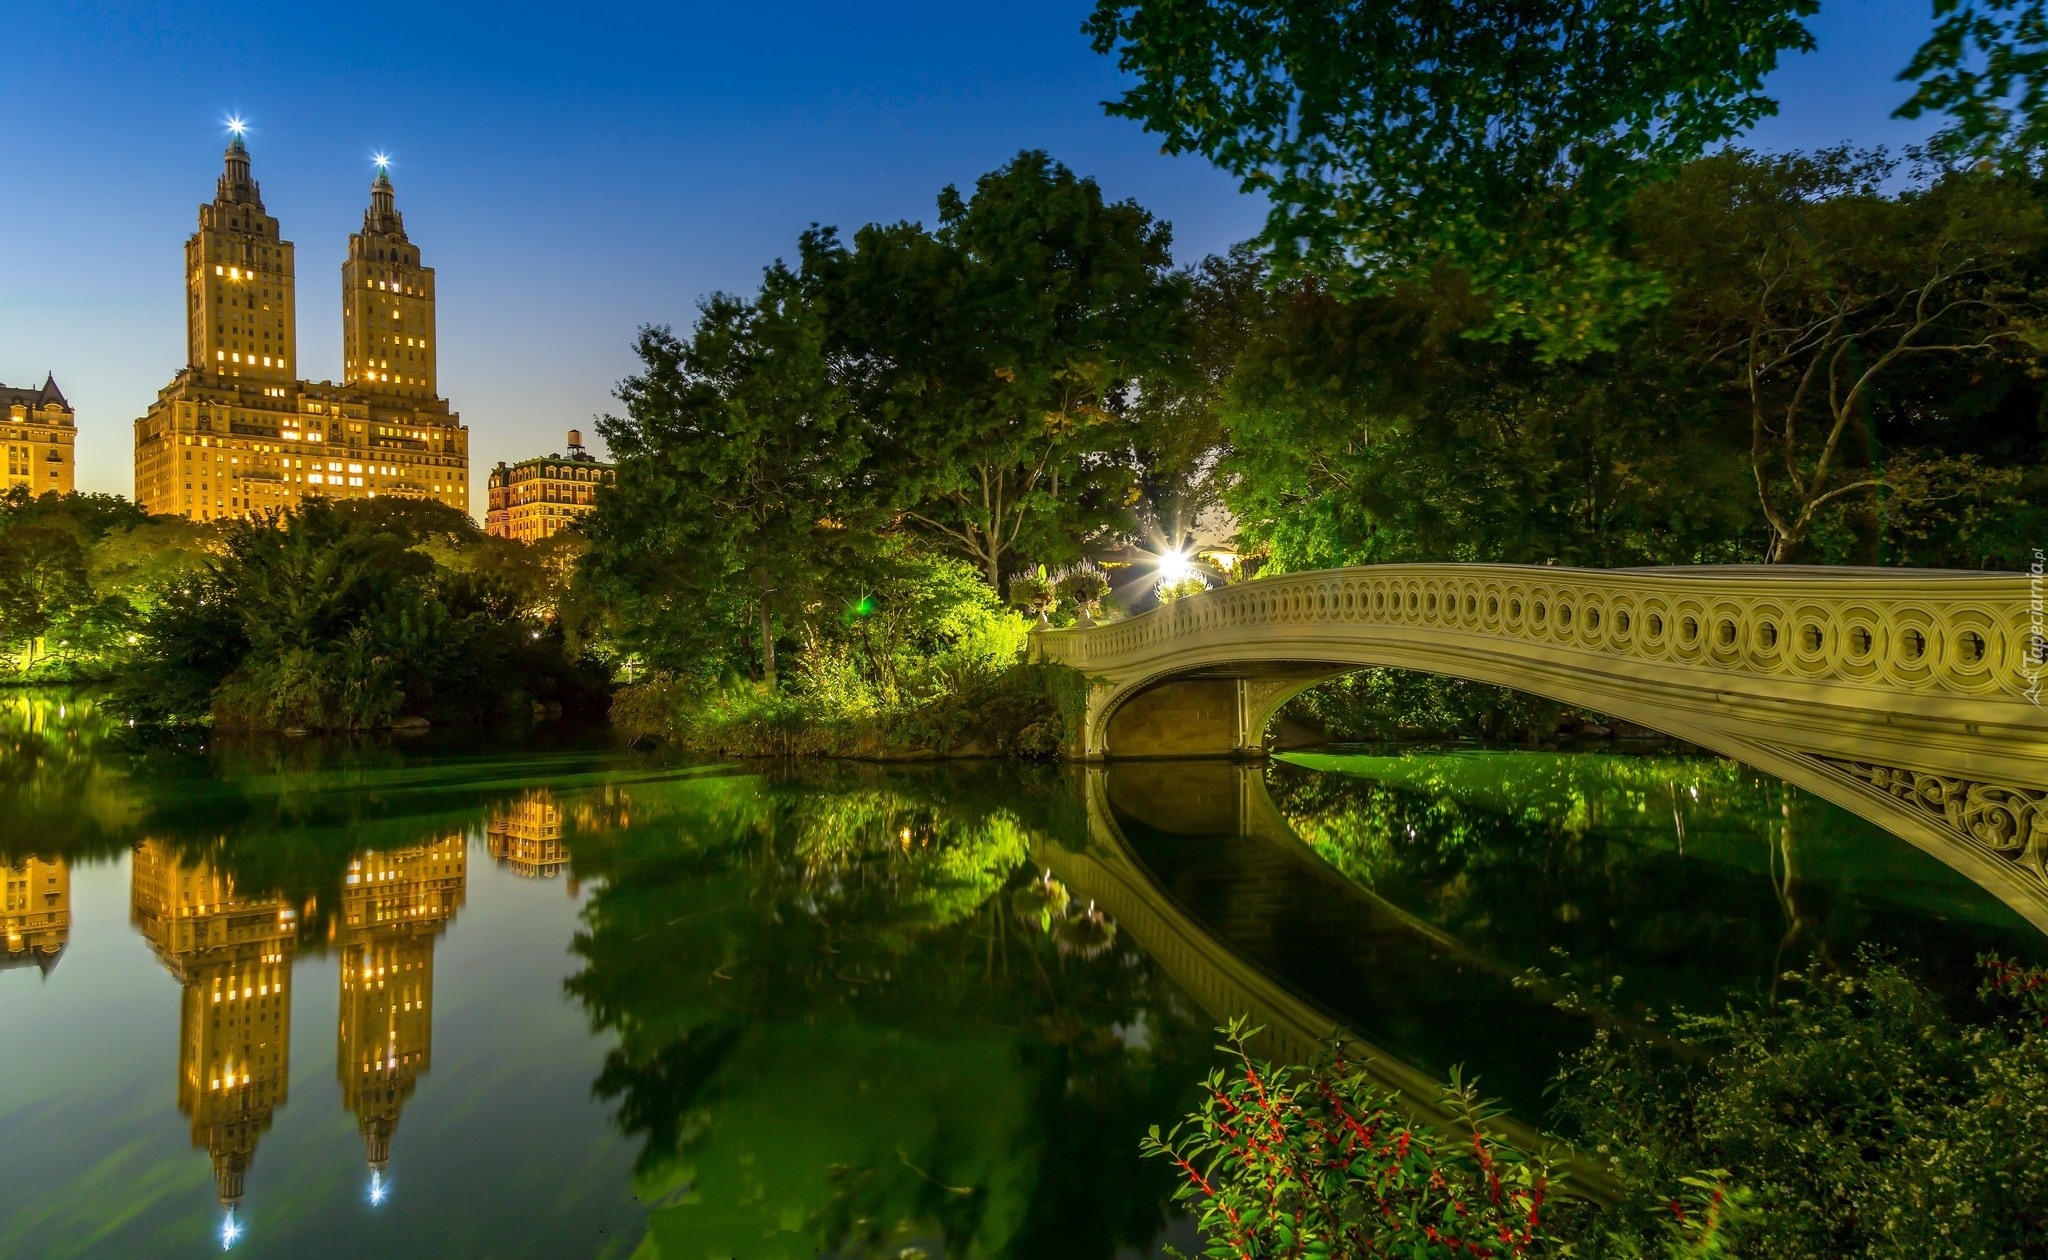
[
  {"left": 585, "top": 144, "right": 2046, "bottom": 748},
  {"left": 0, "top": 489, "right": 604, "bottom": 728}
]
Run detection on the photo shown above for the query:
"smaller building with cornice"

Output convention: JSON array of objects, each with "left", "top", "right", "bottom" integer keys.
[
  {"left": 2, "top": 375, "right": 76, "bottom": 496},
  {"left": 486, "top": 430, "right": 613, "bottom": 541}
]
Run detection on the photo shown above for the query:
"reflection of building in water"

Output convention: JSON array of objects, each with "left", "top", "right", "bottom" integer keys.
[
  {"left": 487, "top": 793, "right": 573, "bottom": 880},
  {"left": 336, "top": 833, "right": 466, "bottom": 1183},
  {"left": 130, "top": 841, "right": 297, "bottom": 1216},
  {"left": 2, "top": 857, "right": 70, "bottom": 976}
]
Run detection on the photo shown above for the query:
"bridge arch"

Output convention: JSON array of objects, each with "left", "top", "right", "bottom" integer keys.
[{"left": 1036, "top": 564, "right": 2048, "bottom": 932}]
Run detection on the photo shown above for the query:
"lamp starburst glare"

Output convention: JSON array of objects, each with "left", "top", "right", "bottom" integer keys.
[
  {"left": 1156, "top": 548, "right": 1194, "bottom": 586},
  {"left": 220, "top": 1210, "right": 243, "bottom": 1249},
  {"left": 225, "top": 116, "right": 247, "bottom": 137}
]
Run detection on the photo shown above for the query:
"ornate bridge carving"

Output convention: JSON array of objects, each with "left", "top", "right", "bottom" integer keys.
[{"left": 1034, "top": 564, "right": 2048, "bottom": 931}]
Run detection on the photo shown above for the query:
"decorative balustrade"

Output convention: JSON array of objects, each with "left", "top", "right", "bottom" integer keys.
[{"left": 1040, "top": 564, "right": 2039, "bottom": 700}]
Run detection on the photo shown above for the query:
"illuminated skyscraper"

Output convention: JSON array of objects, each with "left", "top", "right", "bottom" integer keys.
[
  {"left": 130, "top": 841, "right": 298, "bottom": 1218},
  {"left": 336, "top": 833, "right": 466, "bottom": 1185},
  {"left": 1, "top": 856, "right": 70, "bottom": 975},
  {"left": 134, "top": 135, "right": 470, "bottom": 522}
]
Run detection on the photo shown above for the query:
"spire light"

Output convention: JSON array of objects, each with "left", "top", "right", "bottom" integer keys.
[{"left": 225, "top": 116, "right": 248, "bottom": 138}]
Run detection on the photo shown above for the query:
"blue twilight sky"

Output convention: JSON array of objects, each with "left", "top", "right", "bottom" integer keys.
[{"left": 2, "top": 0, "right": 1947, "bottom": 505}]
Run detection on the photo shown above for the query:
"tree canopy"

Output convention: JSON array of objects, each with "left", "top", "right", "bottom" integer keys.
[
  {"left": 1085, "top": 0, "right": 1821, "bottom": 357},
  {"left": 811, "top": 150, "right": 1188, "bottom": 585}
]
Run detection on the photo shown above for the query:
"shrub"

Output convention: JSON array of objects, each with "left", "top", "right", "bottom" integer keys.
[
  {"left": 1549, "top": 952, "right": 2048, "bottom": 1260},
  {"left": 1157, "top": 956, "right": 2048, "bottom": 1258},
  {"left": 1144, "top": 1018, "right": 1559, "bottom": 1259}
]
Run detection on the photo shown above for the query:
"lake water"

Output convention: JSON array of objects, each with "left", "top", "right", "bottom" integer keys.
[{"left": 1, "top": 692, "right": 2039, "bottom": 1258}]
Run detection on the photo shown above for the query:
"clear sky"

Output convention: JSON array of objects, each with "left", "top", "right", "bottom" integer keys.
[{"left": 1, "top": 0, "right": 1948, "bottom": 505}]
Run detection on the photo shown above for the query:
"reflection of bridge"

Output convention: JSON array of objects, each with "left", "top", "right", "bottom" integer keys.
[
  {"left": 1037, "top": 564, "right": 2048, "bottom": 930},
  {"left": 1033, "top": 763, "right": 1614, "bottom": 1196}
]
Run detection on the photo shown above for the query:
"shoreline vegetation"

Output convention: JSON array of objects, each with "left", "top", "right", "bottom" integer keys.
[{"left": 1154, "top": 953, "right": 2048, "bottom": 1260}]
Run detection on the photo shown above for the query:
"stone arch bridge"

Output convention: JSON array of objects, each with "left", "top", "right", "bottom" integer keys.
[{"left": 1033, "top": 564, "right": 2048, "bottom": 931}]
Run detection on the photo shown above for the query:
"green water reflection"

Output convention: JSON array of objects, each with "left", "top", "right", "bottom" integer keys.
[{"left": 0, "top": 695, "right": 2040, "bottom": 1258}]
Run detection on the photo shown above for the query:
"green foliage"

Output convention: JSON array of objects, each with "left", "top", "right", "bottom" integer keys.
[
  {"left": 588, "top": 263, "right": 869, "bottom": 685},
  {"left": 1899, "top": 0, "right": 2048, "bottom": 164},
  {"left": 808, "top": 150, "right": 1189, "bottom": 585},
  {"left": 1144, "top": 1018, "right": 1554, "bottom": 1259},
  {"left": 116, "top": 498, "right": 600, "bottom": 729},
  {"left": 1637, "top": 149, "right": 2048, "bottom": 561},
  {"left": 0, "top": 488, "right": 163, "bottom": 678},
  {"left": 1548, "top": 954, "right": 2048, "bottom": 1259},
  {"left": 1085, "top": 0, "right": 1820, "bottom": 358},
  {"left": 1280, "top": 669, "right": 1593, "bottom": 743},
  {"left": 614, "top": 659, "right": 1084, "bottom": 761},
  {"left": 1160, "top": 954, "right": 2048, "bottom": 1259},
  {"left": 1214, "top": 151, "right": 2048, "bottom": 571}
]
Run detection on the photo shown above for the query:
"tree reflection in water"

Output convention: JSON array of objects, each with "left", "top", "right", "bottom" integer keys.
[
  {"left": 561, "top": 762, "right": 1214, "bottom": 1260},
  {"left": 1269, "top": 749, "right": 2047, "bottom": 1014}
]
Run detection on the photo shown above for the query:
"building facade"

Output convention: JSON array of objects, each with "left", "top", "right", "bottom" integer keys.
[
  {"left": 486, "top": 430, "right": 613, "bottom": 541},
  {"left": 2, "top": 376, "right": 75, "bottom": 496},
  {"left": 134, "top": 138, "right": 469, "bottom": 523}
]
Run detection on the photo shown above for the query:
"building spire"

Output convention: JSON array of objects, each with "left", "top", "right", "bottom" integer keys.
[
  {"left": 364, "top": 156, "right": 404, "bottom": 236},
  {"left": 217, "top": 122, "right": 262, "bottom": 208}
]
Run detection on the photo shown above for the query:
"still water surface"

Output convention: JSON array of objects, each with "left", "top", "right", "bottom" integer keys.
[{"left": 0, "top": 693, "right": 2038, "bottom": 1258}]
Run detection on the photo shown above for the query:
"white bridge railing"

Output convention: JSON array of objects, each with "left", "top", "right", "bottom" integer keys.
[{"left": 1039, "top": 564, "right": 2038, "bottom": 701}]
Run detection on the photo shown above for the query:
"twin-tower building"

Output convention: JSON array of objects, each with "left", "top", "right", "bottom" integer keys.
[{"left": 133, "top": 135, "right": 470, "bottom": 520}]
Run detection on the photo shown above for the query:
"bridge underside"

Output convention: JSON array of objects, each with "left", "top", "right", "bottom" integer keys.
[{"left": 1082, "top": 649, "right": 2048, "bottom": 934}]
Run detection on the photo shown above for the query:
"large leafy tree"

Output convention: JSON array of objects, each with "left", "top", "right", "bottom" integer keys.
[
  {"left": 1214, "top": 150, "right": 2048, "bottom": 571},
  {"left": 1218, "top": 261, "right": 1759, "bottom": 571},
  {"left": 812, "top": 151, "right": 1187, "bottom": 588},
  {"left": 1636, "top": 149, "right": 2048, "bottom": 561},
  {"left": 0, "top": 489, "right": 151, "bottom": 674},
  {"left": 590, "top": 264, "right": 870, "bottom": 683},
  {"left": 1085, "top": 0, "right": 1819, "bottom": 358}
]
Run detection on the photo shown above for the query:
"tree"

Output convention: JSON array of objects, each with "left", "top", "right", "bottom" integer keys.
[
  {"left": 1635, "top": 150, "right": 2048, "bottom": 561},
  {"left": 1899, "top": 0, "right": 2048, "bottom": 163},
  {"left": 116, "top": 499, "right": 595, "bottom": 728},
  {"left": 591, "top": 263, "right": 870, "bottom": 685},
  {"left": 0, "top": 489, "right": 152, "bottom": 674},
  {"left": 813, "top": 151, "right": 1187, "bottom": 587},
  {"left": 1216, "top": 261, "right": 1758, "bottom": 572},
  {"left": 1085, "top": 0, "right": 1819, "bottom": 358},
  {"left": 0, "top": 521, "right": 94, "bottom": 672}
]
